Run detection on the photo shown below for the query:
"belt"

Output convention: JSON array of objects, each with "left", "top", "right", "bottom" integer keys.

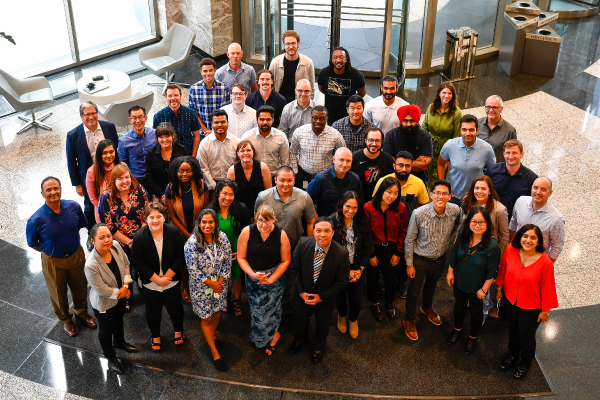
[{"left": 414, "top": 253, "right": 445, "bottom": 263}]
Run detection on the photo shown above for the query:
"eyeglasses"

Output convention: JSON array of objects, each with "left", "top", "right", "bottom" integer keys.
[
  {"left": 485, "top": 106, "right": 501, "bottom": 111},
  {"left": 470, "top": 220, "right": 487, "bottom": 227},
  {"left": 366, "top": 139, "right": 381, "bottom": 144},
  {"left": 284, "top": 42, "right": 298, "bottom": 47},
  {"left": 231, "top": 92, "right": 246, "bottom": 97},
  {"left": 82, "top": 112, "right": 97, "bottom": 117},
  {"left": 129, "top": 116, "right": 146, "bottom": 121},
  {"left": 395, "top": 163, "right": 411, "bottom": 169},
  {"left": 256, "top": 218, "right": 274, "bottom": 225},
  {"left": 332, "top": 56, "right": 346, "bottom": 61},
  {"left": 295, "top": 90, "right": 311, "bottom": 94},
  {"left": 431, "top": 191, "right": 450, "bottom": 197}
]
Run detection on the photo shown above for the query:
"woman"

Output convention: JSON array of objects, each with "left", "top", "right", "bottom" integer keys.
[
  {"left": 237, "top": 204, "right": 291, "bottom": 355},
  {"left": 86, "top": 139, "right": 123, "bottom": 223},
  {"left": 184, "top": 209, "right": 232, "bottom": 371},
  {"left": 226, "top": 140, "right": 272, "bottom": 213},
  {"left": 364, "top": 176, "right": 408, "bottom": 322},
  {"left": 421, "top": 81, "right": 463, "bottom": 187},
  {"left": 496, "top": 224, "right": 558, "bottom": 379},
  {"left": 331, "top": 192, "right": 372, "bottom": 339},
  {"left": 85, "top": 224, "right": 137, "bottom": 374},
  {"left": 446, "top": 206, "right": 500, "bottom": 355},
  {"left": 132, "top": 201, "right": 185, "bottom": 352},
  {"left": 208, "top": 179, "right": 252, "bottom": 316},
  {"left": 165, "top": 156, "right": 208, "bottom": 303},
  {"left": 145, "top": 122, "right": 189, "bottom": 201}
]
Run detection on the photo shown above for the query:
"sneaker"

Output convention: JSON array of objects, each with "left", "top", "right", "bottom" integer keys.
[
  {"left": 404, "top": 320, "right": 418, "bottom": 341},
  {"left": 420, "top": 306, "right": 442, "bottom": 325}
]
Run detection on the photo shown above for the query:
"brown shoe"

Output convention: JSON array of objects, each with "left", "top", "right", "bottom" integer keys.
[
  {"left": 77, "top": 313, "right": 98, "bottom": 329},
  {"left": 420, "top": 306, "right": 442, "bottom": 326},
  {"left": 349, "top": 320, "right": 359, "bottom": 339},
  {"left": 488, "top": 311, "right": 503, "bottom": 320},
  {"left": 403, "top": 320, "right": 418, "bottom": 341},
  {"left": 63, "top": 322, "right": 77, "bottom": 337}
]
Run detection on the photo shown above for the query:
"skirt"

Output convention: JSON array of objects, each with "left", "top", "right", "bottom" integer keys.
[{"left": 246, "top": 266, "right": 285, "bottom": 348}]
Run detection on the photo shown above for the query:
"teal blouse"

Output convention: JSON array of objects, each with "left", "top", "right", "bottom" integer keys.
[{"left": 449, "top": 235, "right": 500, "bottom": 293}]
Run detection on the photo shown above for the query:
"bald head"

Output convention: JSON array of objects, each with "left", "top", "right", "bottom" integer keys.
[
  {"left": 531, "top": 176, "right": 553, "bottom": 207},
  {"left": 333, "top": 147, "right": 353, "bottom": 176},
  {"left": 227, "top": 43, "right": 243, "bottom": 67}
]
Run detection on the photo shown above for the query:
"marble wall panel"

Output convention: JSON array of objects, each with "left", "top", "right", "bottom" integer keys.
[{"left": 211, "top": 0, "right": 234, "bottom": 55}]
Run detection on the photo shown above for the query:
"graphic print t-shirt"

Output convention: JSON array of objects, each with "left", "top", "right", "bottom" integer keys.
[
  {"left": 317, "top": 66, "right": 366, "bottom": 124},
  {"left": 350, "top": 149, "right": 394, "bottom": 201}
]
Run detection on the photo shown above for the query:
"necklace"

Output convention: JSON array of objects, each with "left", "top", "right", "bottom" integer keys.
[
  {"left": 182, "top": 184, "right": 192, "bottom": 194},
  {"left": 519, "top": 250, "right": 532, "bottom": 266}
]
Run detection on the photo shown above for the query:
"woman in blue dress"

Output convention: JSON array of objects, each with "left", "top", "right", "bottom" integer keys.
[{"left": 184, "top": 208, "right": 231, "bottom": 371}]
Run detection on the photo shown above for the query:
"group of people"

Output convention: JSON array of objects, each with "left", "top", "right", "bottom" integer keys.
[{"left": 25, "top": 30, "right": 565, "bottom": 381}]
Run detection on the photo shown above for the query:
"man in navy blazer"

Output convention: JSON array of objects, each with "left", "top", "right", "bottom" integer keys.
[
  {"left": 66, "top": 101, "right": 118, "bottom": 230},
  {"left": 287, "top": 216, "right": 350, "bottom": 364}
]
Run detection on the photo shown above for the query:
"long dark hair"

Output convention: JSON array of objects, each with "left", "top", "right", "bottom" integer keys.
[
  {"left": 208, "top": 179, "right": 246, "bottom": 235},
  {"left": 335, "top": 191, "right": 370, "bottom": 253},
  {"left": 372, "top": 176, "right": 401, "bottom": 212},
  {"left": 457, "top": 206, "right": 493, "bottom": 250},
  {"left": 193, "top": 208, "right": 222, "bottom": 253},
  {"left": 93, "top": 139, "right": 121, "bottom": 197},
  {"left": 511, "top": 224, "right": 545, "bottom": 253},
  {"left": 329, "top": 46, "right": 353, "bottom": 71},
  {"left": 430, "top": 81, "right": 458, "bottom": 116},
  {"left": 461, "top": 175, "right": 500, "bottom": 215},
  {"left": 166, "top": 156, "right": 205, "bottom": 200}
]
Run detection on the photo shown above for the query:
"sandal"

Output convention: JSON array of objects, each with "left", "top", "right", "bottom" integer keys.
[
  {"left": 232, "top": 298, "right": 243, "bottom": 317},
  {"left": 223, "top": 295, "right": 231, "bottom": 313},
  {"left": 264, "top": 343, "right": 276, "bottom": 356},
  {"left": 181, "top": 290, "right": 191, "bottom": 303},
  {"left": 174, "top": 332, "right": 185, "bottom": 346},
  {"left": 151, "top": 337, "right": 161, "bottom": 353}
]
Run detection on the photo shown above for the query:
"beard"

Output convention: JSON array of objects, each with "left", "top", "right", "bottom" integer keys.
[
  {"left": 398, "top": 124, "right": 417, "bottom": 147},
  {"left": 395, "top": 171, "right": 409, "bottom": 181}
]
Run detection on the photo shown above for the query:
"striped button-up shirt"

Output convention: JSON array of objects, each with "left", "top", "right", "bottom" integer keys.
[
  {"left": 188, "top": 80, "right": 230, "bottom": 129},
  {"left": 332, "top": 116, "right": 374, "bottom": 153},
  {"left": 404, "top": 202, "right": 462, "bottom": 266},
  {"left": 220, "top": 104, "right": 257, "bottom": 138},
  {"left": 508, "top": 196, "right": 565, "bottom": 260},
  {"left": 289, "top": 124, "right": 346, "bottom": 176},
  {"left": 240, "top": 127, "right": 290, "bottom": 176}
]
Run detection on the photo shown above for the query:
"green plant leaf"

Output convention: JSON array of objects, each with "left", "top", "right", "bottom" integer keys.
[{"left": 1, "top": 32, "right": 16, "bottom": 45}]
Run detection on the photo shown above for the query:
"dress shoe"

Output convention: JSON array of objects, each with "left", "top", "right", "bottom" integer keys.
[
  {"left": 311, "top": 350, "right": 325, "bottom": 364},
  {"left": 420, "top": 306, "right": 442, "bottom": 326},
  {"left": 107, "top": 357, "right": 123, "bottom": 374},
  {"left": 403, "top": 320, "right": 418, "bottom": 341},
  {"left": 213, "top": 357, "right": 227, "bottom": 371},
  {"left": 349, "top": 320, "right": 359, "bottom": 339},
  {"left": 77, "top": 313, "right": 98, "bottom": 329},
  {"left": 371, "top": 304, "right": 383, "bottom": 322},
  {"left": 500, "top": 354, "right": 519, "bottom": 371},
  {"left": 337, "top": 315, "right": 347, "bottom": 333},
  {"left": 488, "top": 311, "right": 503, "bottom": 320},
  {"left": 386, "top": 303, "right": 396, "bottom": 319},
  {"left": 465, "top": 337, "right": 477, "bottom": 355},
  {"left": 447, "top": 329, "right": 461, "bottom": 345},
  {"left": 287, "top": 340, "right": 303, "bottom": 355},
  {"left": 114, "top": 341, "right": 138, "bottom": 353},
  {"left": 514, "top": 365, "right": 528, "bottom": 379},
  {"left": 63, "top": 322, "right": 77, "bottom": 337}
]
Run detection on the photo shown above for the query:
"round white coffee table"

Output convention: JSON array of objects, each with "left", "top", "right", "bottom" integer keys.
[{"left": 77, "top": 70, "right": 132, "bottom": 106}]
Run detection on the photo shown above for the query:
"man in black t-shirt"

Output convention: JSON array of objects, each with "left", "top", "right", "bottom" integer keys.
[
  {"left": 350, "top": 127, "right": 394, "bottom": 201},
  {"left": 317, "top": 47, "right": 366, "bottom": 125}
]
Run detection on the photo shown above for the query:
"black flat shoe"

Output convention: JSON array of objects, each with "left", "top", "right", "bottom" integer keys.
[
  {"left": 386, "top": 304, "right": 396, "bottom": 320},
  {"left": 213, "top": 357, "right": 227, "bottom": 371},
  {"left": 371, "top": 304, "right": 383, "bottom": 322},
  {"left": 500, "top": 354, "right": 519, "bottom": 371},
  {"left": 447, "top": 329, "right": 461, "bottom": 346},
  {"left": 311, "top": 350, "right": 324, "bottom": 364},
  {"left": 114, "top": 341, "right": 138, "bottom": 353},
  {"left": 288, "top": 340, "right": 303, "bottom": 355},
  {"left": 514, "top": 365, "right": 528, "bottom": 379},
  {"left": 107, "top": 356, "right": 123, "bottom": 374},
  {"left": 465, "top": 337, "right": 477, "bottom": 355}
]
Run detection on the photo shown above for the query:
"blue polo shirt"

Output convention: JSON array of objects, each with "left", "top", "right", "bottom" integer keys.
[
  {"left": 117, "top": 127, "right": 156, "bottom": 179},
  {"left": 26, "top": 200, "right": 87, "bottom": 257},
  {"left": 306, "top": 166, "right": 363, "bottom": 217},
  {"left": 485, "top": 162, "right": 538, "bottom": 218},
  {"left": 152, "top": 105, "right": 201, "bottom": 154},
  {"left": 440, "top": 137, "right": 496, "bottom": 199},
  {"left": 245, "top": 90, "right": 287, "bottom": 128},
  {"left": 215, "top": 61, "right": 257, "bottom": 94}
]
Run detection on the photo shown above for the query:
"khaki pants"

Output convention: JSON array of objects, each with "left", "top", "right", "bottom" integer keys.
[{"left": 41, "top": 246, "right": 88, "bottom": 323}]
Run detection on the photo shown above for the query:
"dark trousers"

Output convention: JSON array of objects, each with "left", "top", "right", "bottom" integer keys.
[
  {"left": 83, "top": 193, "right": 95, "bottom": 232},
  {"left": 405, "top": 254, "right": 446, "bottom": 321},
  {"left": 294, "top": 166, "right": 315, "bottom": 189},
  {"left": 293, "top": 295, "right": 335, "bottom": 351},
  {"left": 367, "top": 244, "right": 397, "bottom": 305},
  {"left": 92, "top": 300, "right": 126, "bottom": 358},
  {"left": 448, "top": 196, "right": 462, "bottom": 206},
  {"left": 335, "top": 272, "right": 366, "bottom": 322},
  {"left": 141, "top": 283, "right": 185, "bottom": 338},
  {"left": 396, "top": 252, "right": 408, "bottom": 285},
  {"left": 504, "top": 298, "right": 542, "bottom": 367},
  {"left": 453, "top": 285, "right": 484, "bottom": 337}
]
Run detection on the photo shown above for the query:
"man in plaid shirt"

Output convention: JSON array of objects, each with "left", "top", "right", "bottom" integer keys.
[{"left": 189, "top": 58, "right": 230, "bottom": 136}]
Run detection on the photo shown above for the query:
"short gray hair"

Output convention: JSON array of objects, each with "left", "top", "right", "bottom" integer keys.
[
  {"left": 79, "top": 101, "right": 98, "bottom": 116},
  {"left": 485, "top": 95, "right": 503, "bottom": 107}
]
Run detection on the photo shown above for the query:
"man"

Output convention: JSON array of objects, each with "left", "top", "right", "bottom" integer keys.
[
  {"left": 215, "top": 43, "right": 258, "bottom": 93},
  {"left": 269, "top": 30, "right": 315, "bottom": 103},
  {"left": 403, "top": 179, "right": 461, "bottom": 341},
  {"left": 332, "top": 94, "right": 375, "bottom": 152},
  {"left": 289, "top": 106, "right": 346, "bottom": 188},
  {"left": 287, "top": 217, "right": 350, "bottom": 364},
  {"left": 307, "top": 148, "right": 362, "bottom": 217},
  {"left": 240, "top": 105, "right": 290, "bottom": 177},
  {"left": 197, "top": 110, "right": 241, "bottom": 191},
  {"left": 279, "top": 79, "right": 315, "bottom": 142},
  {"left": 438, "top": 114, "right": 496, "bottom": 204},
  {"left": 477, "top": 95, "right": 517, "bottom": 162},
  {"left": 188, "top": 58, "right": 230, "bottom": 135},
  {"left": 26, "top": 177, "right": 98, "bottom": 337},
  {"left": 245, "top": 69, "right": 287, "bottom": 128},
  {"left": 220, "top": 83, "right": 257, "bottom": 139},
  {"left": 485, "top": 139, "right": 538, "bottom": 218},
  {"left": 152, "top": 84, "right": 202, "bottom": 156},
  {"left": 364, "top": 75, "right": 409, "bottom": 135},
  {"left": 117, "top": 106, "right": 156, "bottom": 185},
  {"left": 66, "top": 101, "right": 119, "bottom": 230},
  {"left": 317, "top": 47, "right": 366, "bottom": 125},
  {"left": 351, "top": 127, "right": 395, "bottom": 202},
  {"left": 509, "top": 177, "right": 565, "bottom": 263},
  {"left": 382, "top": 105, "right": 432, "bottom": 184}
]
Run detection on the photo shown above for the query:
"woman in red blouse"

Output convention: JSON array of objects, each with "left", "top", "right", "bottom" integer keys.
[
  {"left": 496, "top": 224, "right": 558, "bottom": 379},
  {"left": 364, "top": 176, "right": 408, "bottom": 322}
]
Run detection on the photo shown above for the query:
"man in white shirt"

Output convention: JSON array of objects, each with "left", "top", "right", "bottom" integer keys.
[
  {"left": 220, "top": 83, "right": 257, "bottom": 138},
  {"left": 197, "top": 109, "right": 241, "bottom": 191},
  {"left": 280, "top": 79, "right": 315, "bottom": 142},
  {"left": 241, "top": 105, "right": 290, "bottom": 177},
  {"left": 364, "top": 75, "right": 409, "bottom": 136}
]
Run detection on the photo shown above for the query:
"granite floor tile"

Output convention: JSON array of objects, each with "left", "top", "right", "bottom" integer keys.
[
  {"left": 555, "top": 271, "right": 600, "bottom": 309},
  {"left": 0, "top": 370, "right": 68, "bottom": 400},
  {"left": 545, "top": 366, "right": 600, "bottom": 400},
  {"left": 553, "top": 238, "right": 600, "bottom": 276}
]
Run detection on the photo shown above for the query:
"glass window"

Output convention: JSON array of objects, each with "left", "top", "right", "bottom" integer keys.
[{"left": 405, "top": 0, "right": 427, "bottom": 67}]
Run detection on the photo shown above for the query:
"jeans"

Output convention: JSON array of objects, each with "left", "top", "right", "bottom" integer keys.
[
  {"left": 504, "top": 298, "right": 542, "bottom": 367},
  {"left": 405, "top": 254, "right": 446, "bottom": 321}
]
